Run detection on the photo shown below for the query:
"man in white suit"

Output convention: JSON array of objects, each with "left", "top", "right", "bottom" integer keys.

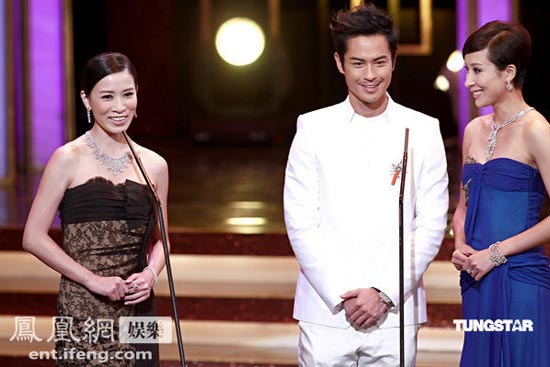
[{"left": 283, "top": 3, "right": 449, "bottom": 366}]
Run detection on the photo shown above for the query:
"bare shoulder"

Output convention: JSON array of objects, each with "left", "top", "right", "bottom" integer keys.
[
  {"left": 518, "top": 111, "right": 550, "bottom": 171},
  {"left": 39, "top": 136, "right": 89, "bottom": 190},
  {"left": 48, "top": 136, "right": 88, "bottom": 170},
  {"left": 524, "top": 111, "right": 550, "bottom": 147},
  {"left": 462, "top": 115, "right": 486, "bottom": 152},
  {"left": 464, "top": 115, "right": 486, "bottom": 135},
  {"left": 525, "top": 111, "right": 550, "bottom": 132},
  {"left": 132, "top": 144, "right": 168, "bottom": 176}
]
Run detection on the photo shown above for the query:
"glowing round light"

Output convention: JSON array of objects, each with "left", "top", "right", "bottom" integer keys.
[
  {"left": 446, "top": 50, "right": 464, "bottom": 73},
  {"left": 434, "top": 75, "right": 450, "bottom": 92},
  {"left": 215, "top": 18, "right": 265, "bottom": 66}
]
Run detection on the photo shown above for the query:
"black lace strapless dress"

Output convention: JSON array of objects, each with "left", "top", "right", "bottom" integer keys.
[{"left": 56, "top": 177, "right": 159, "bottom": 366}]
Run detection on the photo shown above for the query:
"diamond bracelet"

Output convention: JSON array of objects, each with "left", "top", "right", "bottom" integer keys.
[
  {"left": 144, "top": 266, "right": 158, "bottom": 287},
  {"left": 489, "top": 241, "right": 507, "bottom": 267}
]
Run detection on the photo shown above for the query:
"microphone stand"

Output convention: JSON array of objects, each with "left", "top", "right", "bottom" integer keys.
[
  {"left": 123, "top": 132, "right": 187, "bottom": 367},
  {"left": 398, "top": 128, "right": 409, "bottom": 367}
]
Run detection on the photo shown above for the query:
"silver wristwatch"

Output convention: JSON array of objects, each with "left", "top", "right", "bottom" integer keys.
[{"left": 372, "top": 287, "right": 395, "bottom": 308}]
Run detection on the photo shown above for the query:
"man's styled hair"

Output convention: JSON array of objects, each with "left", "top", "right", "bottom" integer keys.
[{"left": 330, "top": 3, "right": 398, "bottom": 64}]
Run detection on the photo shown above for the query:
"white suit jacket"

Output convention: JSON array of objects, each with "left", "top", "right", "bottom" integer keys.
[{"left": 284, "top": 96, "right": 449, "bottom": 329}]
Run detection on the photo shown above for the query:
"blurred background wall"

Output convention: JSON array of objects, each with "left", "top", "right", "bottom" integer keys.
[{"left": 1, "top": 0, "right": 549, "bottom": 184}]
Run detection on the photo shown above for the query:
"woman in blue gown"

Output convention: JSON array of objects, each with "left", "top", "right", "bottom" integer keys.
[{"left": 452, "top": 21, "right": 550, "bottom": 366}]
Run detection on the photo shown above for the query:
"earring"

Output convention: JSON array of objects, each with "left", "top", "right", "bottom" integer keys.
[
  {"left": 506, "top": 80, "right": 513, "bottom": 92},
  {"left": 86, "top": 108, "right": 92, "bottom": 124}
]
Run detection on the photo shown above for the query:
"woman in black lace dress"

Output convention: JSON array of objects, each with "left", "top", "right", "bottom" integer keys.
[{"left": 23, "top": 52, "right": 169, "bottom": 366}]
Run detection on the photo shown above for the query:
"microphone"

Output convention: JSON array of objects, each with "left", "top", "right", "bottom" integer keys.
[
  {"left": 399, "top": 128, "right": 409, "bottom": 200},
  {"left": 398, "top": 127, "right": 409, "bottom": 367},
  {"left": 122, "top": 131, "right": 187, "bottom": 367},
  {"left": 122, "top": 133, "right": 160, "bottom": 204}
]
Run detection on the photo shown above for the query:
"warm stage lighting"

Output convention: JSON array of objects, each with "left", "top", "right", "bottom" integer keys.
[
  {"left": 434, "top": 75, "right": 450, "bottom": 92},
  {"left": 215, "top": 17, "right": 265, "bottom": 66},
  {"left": 226, "top": 217, "right": 267, "bottom": 226},
  {"left": 446, "top": 50, "right": 464, "bottom": 73}
]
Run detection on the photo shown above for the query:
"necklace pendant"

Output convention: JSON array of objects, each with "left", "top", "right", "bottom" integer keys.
[
  {"left": 485, "top": 107, "right": 535, "bottom": 161},
  {"left": 486, "top": 127, "right": 498, "bottom": 161}
]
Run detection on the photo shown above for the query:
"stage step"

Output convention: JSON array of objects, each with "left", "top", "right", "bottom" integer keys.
[
  {"left": 0, "top": 251, "right": 461, "bottom": 304},
  {"left": 0, "top": 315, "right": 461, "bottom": 366},
  {"left": 0, "top": 250, "right": 463, "bottom": 365}
]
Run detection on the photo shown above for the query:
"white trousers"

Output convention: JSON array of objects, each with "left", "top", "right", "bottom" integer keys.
[{"left": 297, "top": 321, "right": 419, "bottom": 367}]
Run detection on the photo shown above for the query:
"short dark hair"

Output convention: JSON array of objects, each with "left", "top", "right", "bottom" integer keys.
[
  {"left": 462, "top": 20, "right": 531, "bottom": 89},
  {"left": 330, "top": 3, "right": 398, "bottom": 63},
  {"left": 80, "top": 52, "right": 138, "bottom": 96}
]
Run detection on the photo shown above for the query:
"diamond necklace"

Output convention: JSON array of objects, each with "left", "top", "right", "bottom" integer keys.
[
  {"left": 85, "top": 131, "right": 132, "bottom": 175},
  {"left": 486, "top": 107, "right": 535, "bottom": 161}
]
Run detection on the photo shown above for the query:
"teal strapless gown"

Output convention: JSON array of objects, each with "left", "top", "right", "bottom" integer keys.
[{"left": 460, "top": 158, "right": 550, "bottom": 366}]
